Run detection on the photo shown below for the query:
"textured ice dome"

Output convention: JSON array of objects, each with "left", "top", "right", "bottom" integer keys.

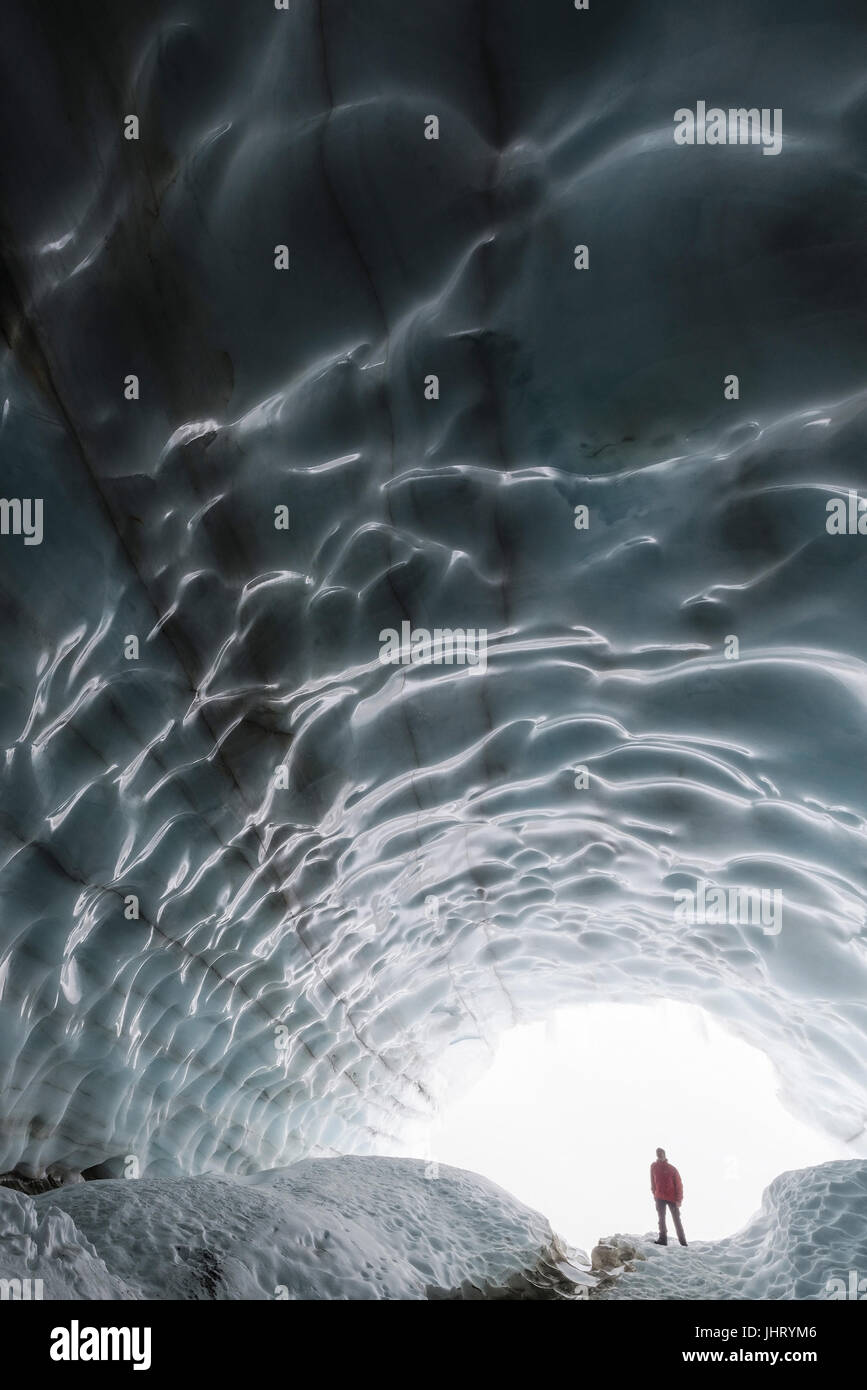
[{"left": 0, "top": 0, "right": 866, "bottom": 1194}]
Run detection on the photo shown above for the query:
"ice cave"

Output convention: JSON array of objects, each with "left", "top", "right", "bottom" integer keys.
[{"left": 1, "top": 0, "right": 867, "bottom": 1306}]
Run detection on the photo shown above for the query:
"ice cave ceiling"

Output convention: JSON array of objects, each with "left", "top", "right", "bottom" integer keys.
[{"left": 1, "top": 0, "right": 867, "bottom": 1180}]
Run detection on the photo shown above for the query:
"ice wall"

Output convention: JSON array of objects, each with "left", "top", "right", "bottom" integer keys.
[{"left": 1, "top": 0, "right": 866, "bottom": 1177}]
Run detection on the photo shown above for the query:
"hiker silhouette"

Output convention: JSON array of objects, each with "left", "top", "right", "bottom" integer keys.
[{"left": 650, "top": 1147, "right": 688, "bottom": 1246}]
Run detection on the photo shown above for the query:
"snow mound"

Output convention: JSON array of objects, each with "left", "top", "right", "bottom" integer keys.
[
  {"left": 596, "top": 1160, "right": 867, "bottom": 1300},
  {"left": 0, "top": 1185, "right": 138, "bottom": 1299},
  {"left": 0, "top": 1157, "right": 583, "bottom": 1300}
]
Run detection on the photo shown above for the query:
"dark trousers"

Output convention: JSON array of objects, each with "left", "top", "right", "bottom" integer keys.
[{"left": 655, "top": 1198, "right": 687, "bottom": 1245}]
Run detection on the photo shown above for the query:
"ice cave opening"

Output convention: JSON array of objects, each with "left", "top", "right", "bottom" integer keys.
[
  {"left": 416, "top": 1001, "right": 851, "bottom": 1252},
  {"left": 2, "top": 0, "right": 867, "bottom": 1304}
]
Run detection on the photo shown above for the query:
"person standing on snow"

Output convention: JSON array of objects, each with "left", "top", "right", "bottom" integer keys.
[{"left": 650, "top": 1147, "right": 688, "bottom": 1246}]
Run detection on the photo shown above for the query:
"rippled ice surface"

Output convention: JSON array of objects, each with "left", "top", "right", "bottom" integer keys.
[{"left": 0, "top": 0, "right": 866, "bottom": 1180}]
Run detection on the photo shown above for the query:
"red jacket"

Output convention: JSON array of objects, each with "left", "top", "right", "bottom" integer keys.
[{"left": 651, "top": 1159, "right": 683, "bottom": 1204}]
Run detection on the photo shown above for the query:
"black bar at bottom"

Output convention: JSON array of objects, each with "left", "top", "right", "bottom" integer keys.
[{"left": 8, "top": 1297, "right": 859, "bottom": 1376}]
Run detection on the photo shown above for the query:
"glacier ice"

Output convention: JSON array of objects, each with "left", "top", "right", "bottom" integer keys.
[
  {"left": 0, "top": 0, "right": 866, "bottom": 1301},
  {"left": 0, "top": 1157, "right": 579, "bottom": 1301},
  {"left": 4, "top": 1155, "right": 866, "bottom": 1301}
]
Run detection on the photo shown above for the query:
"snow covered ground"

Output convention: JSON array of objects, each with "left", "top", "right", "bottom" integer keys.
[
  {"left": 3, "top": 1, "right": 867, "bottom": 1194},
  {"left": 1, "top": 1155, "right": 865, "bottom": 1300},
  {"left": 596, "top": 1159, "right": 867, "bottom": 1301},
  {"left": 0, "top": 1157, "right": 578, "bottom": 1300}
]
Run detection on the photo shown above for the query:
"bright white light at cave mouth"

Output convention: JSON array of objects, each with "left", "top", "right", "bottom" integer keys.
[{"left": 419, "top": 1002, "right": 850, "bottom": 1253}]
